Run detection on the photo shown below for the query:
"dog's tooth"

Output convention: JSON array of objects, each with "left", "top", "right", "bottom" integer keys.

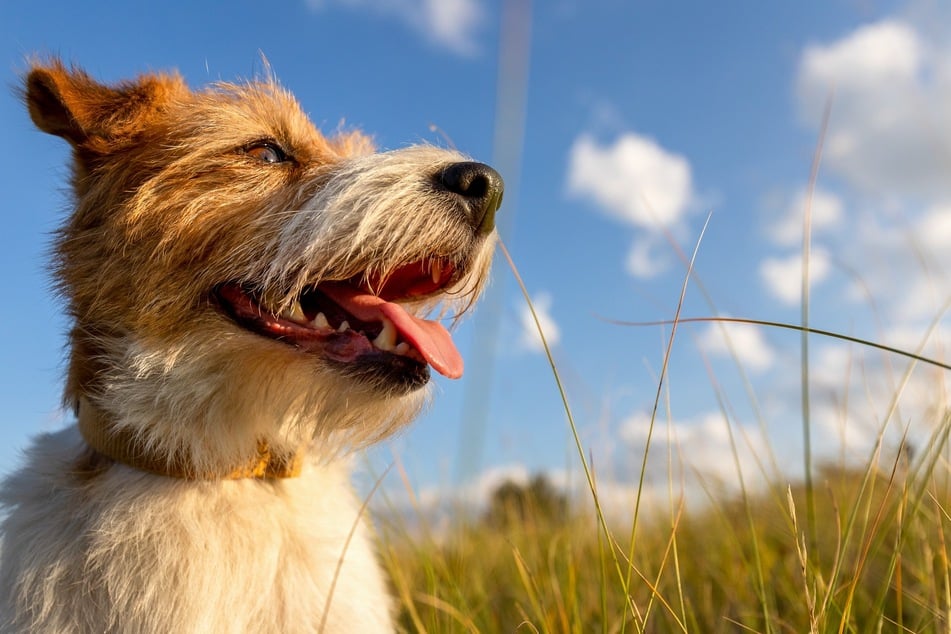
[
  {"left": 431, "top": 260, "right": 443, "bottom": 285},
  {"left": 284, "top": 300, "right": 306, "bottom": 323},
  {"left": 372, "top": 318, "right": 397, "bottom": 351},
  {"left": 337, "top": 320, "right": 351, "bottom": 332},
  {"left": 311, "top": 312, "right": 330, "bottom": 330},
  {"left": 394, "top": 342, "right": 410, "bottom": 355}
]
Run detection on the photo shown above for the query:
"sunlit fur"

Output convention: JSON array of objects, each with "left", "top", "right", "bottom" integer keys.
[{"left": 0, "top": 60, "right": 497, "bottom": 632}]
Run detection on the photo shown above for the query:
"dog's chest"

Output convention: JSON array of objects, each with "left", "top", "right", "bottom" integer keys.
[{"left": 0, "top": 428, "right": 393, "bottom": 633}]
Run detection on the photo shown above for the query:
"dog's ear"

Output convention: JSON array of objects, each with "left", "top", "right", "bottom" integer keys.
[{"left": 25, "top": 59, "right": 186, "bottom": 149}]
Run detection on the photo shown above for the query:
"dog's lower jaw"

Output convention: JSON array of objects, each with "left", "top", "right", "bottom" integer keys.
[
  {"left": 0, "top": 426, "right": 395, "bottom": 632},
  {"left": 82, "top": 331, "right": 429, "bottom": 473}
]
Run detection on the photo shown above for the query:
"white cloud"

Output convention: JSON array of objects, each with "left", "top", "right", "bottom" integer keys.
[
  {"left": 785, "top": 19, "right": 951, "bottom": 326},
  {"left": 518, "top": 292, "right": 561, "bottom": 353},
  {"left": 807, "top": 200, "right": 951, "bottom": 323},
  {"left": 396, "top": 462, "right": 662, "bottom": 526},
  {"left": 619, "top": 411, "right": 774, "bottom": 488},
  {"left": 805, "top": 331, "right": 951, "bottom": 464},
  {"left": 698, "top": 321, "right": 775, "bottom": 373},
  {"left": 422, "top": 0, "right": 483, "bottom": 54},
  {"left": 768, "top": 187, "right": 844, "bottom": 247},
  {"left": 625, "top": 234, "right": 671, "bottom": 279},
  {"left": 306, "top": 0, "right": 485, "bottom": 56},
  {"left": 376, "top": 462, "right": 531, "bottom": 536},
  {"left": 891, "top": 275, "right": 950, "bottom": 322},
  {"left": 568, "top": 132, "right": 694, "bottom": 230},
  {"left": 567, "top": 132, "right": 696, "bottom": 278},
  {"left": 455, "top": 463, "right": 531, "bottom": 503},
  {"left": 759, "top": 248, "right": 832, "bottom": 305},
  {"left": 799, "top": 21, "right": 922, "bottom": 92},
  {"left": 796, "top": 20, "right": 951, "bottom": 199},
  {"left": 916, "top": 203, "right": 951, "bottom": 251}
]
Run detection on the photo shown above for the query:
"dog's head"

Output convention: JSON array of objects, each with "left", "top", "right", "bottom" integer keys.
[{"left": 26, "top": 60, "right": 502, "bottom": 463}]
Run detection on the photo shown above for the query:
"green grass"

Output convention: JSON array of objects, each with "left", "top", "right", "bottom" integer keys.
[
  {"left": 372, "top": 250, "right": 951, "bottom": 632},
  {"left": 379, "top": 450, "right": 951, "bottom": 633},
  {"left": 373, "top": 288, "right": 951, "bottom": 633}
]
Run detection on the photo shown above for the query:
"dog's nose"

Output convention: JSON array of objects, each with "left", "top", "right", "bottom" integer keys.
[{"left": 438, "top": 162, "right": 504, "bottom": 234}]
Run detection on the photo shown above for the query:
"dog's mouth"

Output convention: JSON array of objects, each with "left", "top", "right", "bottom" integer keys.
[{"left": 214, "top": 258, "right": 463, "bottom": 389}]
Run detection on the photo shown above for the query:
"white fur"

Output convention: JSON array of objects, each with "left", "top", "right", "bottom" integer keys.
[{"left": 0, "top": 428, "right": 392, "bottom": 632}]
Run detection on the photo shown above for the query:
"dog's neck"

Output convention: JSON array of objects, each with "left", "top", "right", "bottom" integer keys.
[{"left": 76, "top": 397, "right": 303, "bottom": 480}]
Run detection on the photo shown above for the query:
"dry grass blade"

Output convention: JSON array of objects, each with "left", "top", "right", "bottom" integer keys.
[
  {"left": 603, "top": 316, "right": 951, "bottom": 373},
  {"left": 498, "top": 238, "right": 633, "bottom": 611},
  {"left": 319, "top": 463, "right": 392, "bottom": 633},
  {"left": 620, "top": 212, "right": 714, "bottom": 633},
  {"left": 410, "top": 593, "right": 481, "bottom": 633}
]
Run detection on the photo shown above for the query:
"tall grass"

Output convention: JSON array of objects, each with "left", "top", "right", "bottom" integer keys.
[
  {"left": 379, "top": 415, "right": 951, "bottom": 632},
  {"left": 375, "top": 242, "right": 950, "bottom": 631}
]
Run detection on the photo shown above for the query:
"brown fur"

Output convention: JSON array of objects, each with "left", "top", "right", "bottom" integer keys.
[
  {"left": 32, "top": 62, "right": 371, "bottom": 403},
  {"left": 0, "top": 59, "right": 501, "bottom": 632}
]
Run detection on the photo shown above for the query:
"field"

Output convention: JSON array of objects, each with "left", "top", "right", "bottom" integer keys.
[
  {"left": 380, "top": 436, "right": 950, "bottom": 632},
  {"left": 376, "top": 244, "right": 951, "bottom": 633}
]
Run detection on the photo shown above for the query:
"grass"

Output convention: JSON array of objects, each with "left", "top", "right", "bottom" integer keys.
[
  {"left": 375, "top": 292, "right": 951, "bottom": 633},
  {"left": 372, "top": 241, "right": 951, "bottom": 632},
  {"left": 379, "top": 447, "right": 951, "bottom": 632}
]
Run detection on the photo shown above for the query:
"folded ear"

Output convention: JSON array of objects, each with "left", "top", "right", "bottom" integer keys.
[{"left": 25, "top": 59, "right": 186, "bottom": 148}]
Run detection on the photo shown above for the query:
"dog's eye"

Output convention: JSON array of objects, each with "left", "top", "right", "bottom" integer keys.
[{"left": 244, "top": 142, "right": 290, "bottom": 164}]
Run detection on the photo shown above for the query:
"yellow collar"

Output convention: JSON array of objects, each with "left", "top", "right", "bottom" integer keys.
[{"left": 77, "top": 398, "right": 303, "bottom": 480}]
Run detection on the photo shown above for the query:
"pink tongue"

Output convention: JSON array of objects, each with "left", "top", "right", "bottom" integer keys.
[{"left": 320, "top": 285, "right": 464, "bottom": 379}]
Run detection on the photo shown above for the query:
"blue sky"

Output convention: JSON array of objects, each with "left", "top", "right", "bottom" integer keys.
[{"left": 3, "top": 0, "right": 950, "bottom": 513}]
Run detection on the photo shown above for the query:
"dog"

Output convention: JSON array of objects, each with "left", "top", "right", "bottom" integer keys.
[{"left": 0, "top": 59, "right": 502, "bottom": 632}]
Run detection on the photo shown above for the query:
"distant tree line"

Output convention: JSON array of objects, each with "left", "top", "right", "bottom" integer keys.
[{"left": 483, "top": 473, "right": 567, "bottom": 529}]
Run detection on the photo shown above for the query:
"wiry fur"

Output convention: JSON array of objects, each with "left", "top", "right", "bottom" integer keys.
[{"left": 0, "top": 60, "right": 499, "bottom": 632}]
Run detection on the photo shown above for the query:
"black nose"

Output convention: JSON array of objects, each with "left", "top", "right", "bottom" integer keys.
[{"left": 437, "top": 161, "right": 504, "bottom": 234}]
